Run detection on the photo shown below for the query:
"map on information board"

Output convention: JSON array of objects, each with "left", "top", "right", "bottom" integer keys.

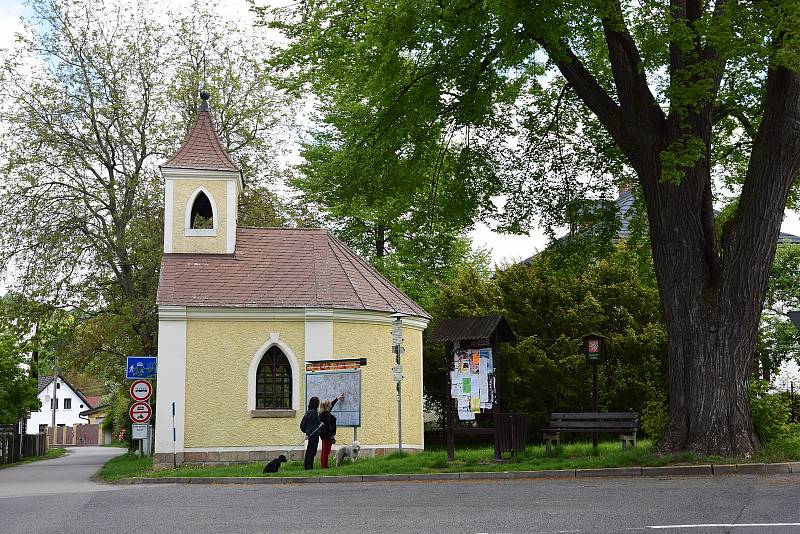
[{"left": 305, "top": 370, "right": 361, "bottom": 427}]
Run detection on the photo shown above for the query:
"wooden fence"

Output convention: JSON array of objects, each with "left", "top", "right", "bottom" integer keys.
[
  {"left": 0, "top": 431, "right": 48, "bottom": 465},
  {"left": 47, "top": 423, "right": 103, "bottom": 446}
]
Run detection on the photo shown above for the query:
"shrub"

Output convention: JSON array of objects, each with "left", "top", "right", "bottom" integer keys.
[
  {"left": 750, "top": 380, "right": 791, "bottom": 443},
  {"left": 640, "top": 396, "right": 669, "bottom": 443}
]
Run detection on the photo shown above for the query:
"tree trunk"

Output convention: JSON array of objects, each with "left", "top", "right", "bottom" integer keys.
[
  {"left": 647, "top": 62, "right": 800, "bottom": 456},
  {"left": 375, "top": 224, "right": 387, "bottom": 258},
  {"left": 642, "top": 163, "right": 761, "bottom": 456}
]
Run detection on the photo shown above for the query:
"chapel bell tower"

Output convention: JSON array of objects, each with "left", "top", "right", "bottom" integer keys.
[{"left": 161, "top": 90, "right": 242, "bottom": 255}]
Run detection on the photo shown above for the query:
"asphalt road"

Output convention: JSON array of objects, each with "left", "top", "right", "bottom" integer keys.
[
  {"left": 2, "top": 450, "right": 800, "bottom": 533},
  {"left": 0, "top": 446, "right": 124, "bottom": 499}
]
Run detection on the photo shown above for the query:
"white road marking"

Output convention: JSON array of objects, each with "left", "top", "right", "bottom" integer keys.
[{"left": 646, "top": 524, "right": 800, "bottom": 529}]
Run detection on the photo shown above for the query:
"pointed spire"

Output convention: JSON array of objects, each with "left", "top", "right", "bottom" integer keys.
[{"left": 162, "top": 90, "right": 239, "bottom": 172}]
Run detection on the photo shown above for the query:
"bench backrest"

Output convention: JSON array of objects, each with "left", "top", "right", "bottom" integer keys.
[{"left": 549, "top": 412, "right": 638, "bottom": 430}]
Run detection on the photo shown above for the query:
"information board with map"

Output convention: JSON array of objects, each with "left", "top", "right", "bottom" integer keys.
[{"left": 305, "top": 369, "right": 361, "bottom": 427}]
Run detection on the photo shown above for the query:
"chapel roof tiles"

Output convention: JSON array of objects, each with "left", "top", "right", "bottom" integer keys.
[
  {"left": 162, "top": 92, "right": 240, "bottom": 172},
  {"left": 157, "top": 227, "right": 430, "bottom": 319}
]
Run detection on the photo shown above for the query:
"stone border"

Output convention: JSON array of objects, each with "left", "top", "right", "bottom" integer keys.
[{"left": 112, "top": 462, "right": 800, "bottom": 486}]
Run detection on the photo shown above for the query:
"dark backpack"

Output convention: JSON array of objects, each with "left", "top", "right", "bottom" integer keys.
[{"left": 299, "top": 412, "right": 308, "bottom": 433}]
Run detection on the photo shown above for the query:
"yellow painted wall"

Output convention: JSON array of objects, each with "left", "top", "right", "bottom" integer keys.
[
  {"left": 333, "top": 321, "right": 424, "bottom": 446},
  {"left": 182, "top": 317, "right": 425, "bottom": 448},
  {"left": 171, "top": 179, "right": 228, "bottom": 254},
  {"left": 184, "top": 320, "right": 305, "bottom": 448}
]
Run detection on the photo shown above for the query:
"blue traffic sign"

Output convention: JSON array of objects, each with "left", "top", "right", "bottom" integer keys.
[{"left": 126, "top": 356, "right": 157, "bottom": 380}]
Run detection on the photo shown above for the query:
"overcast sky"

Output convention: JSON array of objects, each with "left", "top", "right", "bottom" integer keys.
[{"left": 0, "top": 0, "right": 797, "bottom": 268}]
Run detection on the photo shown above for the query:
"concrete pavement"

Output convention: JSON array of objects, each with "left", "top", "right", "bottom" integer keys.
[{"left": 0, "top": 446, "right": 125, "bottom": 499}]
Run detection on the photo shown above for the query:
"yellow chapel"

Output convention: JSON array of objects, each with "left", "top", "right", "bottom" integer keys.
[{"left": 153, "top": 91, "right": 429, "bottom": 468}]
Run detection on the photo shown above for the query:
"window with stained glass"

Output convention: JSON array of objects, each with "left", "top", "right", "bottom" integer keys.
[{"left": 256, "top": 346, "right": 292, "bottom": 409}]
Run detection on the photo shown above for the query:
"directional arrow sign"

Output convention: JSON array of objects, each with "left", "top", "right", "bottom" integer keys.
[
  {"left": 129, "top": 401, "right": 152, "bottom": 423},
  {"left": 129, "top": 380, "right": 152, "bottom": 402}
]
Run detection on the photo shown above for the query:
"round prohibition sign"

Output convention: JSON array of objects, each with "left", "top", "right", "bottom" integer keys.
[
  {"left": 129, "top": 401, "right": 152, "bottom": 423},
  {"left": 129, "top": 379, "right": 152, "bottom": 402}
]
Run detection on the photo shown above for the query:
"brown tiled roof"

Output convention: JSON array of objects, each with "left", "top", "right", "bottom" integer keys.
[
  {"left": 162, "top": 105, "right": 239, "bottom": 172},
  {"left": 157, "top": 228, "right": 430, "bottom": 318},
  {"left": 83, "top": 396, "right": 101, "bottom": 409}
]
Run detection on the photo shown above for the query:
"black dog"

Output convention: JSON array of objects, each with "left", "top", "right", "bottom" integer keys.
[{"left": 263, "top": 454, "right": 287, "bottom": 473}]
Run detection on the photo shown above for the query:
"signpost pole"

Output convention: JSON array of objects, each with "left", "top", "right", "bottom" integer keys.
[
  {"left": 391, "top": 314, "right": 405, "bottom": 455},
  {"left": 446, "top": 342, "right": 455, "bottom": 462},
  {"left": 592, "top": 363, "right": 599, "bottom": 451},
  {"left": 172, "top": 401, "right": 176, "bottom": 468}
]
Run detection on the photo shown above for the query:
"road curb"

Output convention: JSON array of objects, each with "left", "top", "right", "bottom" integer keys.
[
  {"left": 642, "top": 465, "right": 712, "bottom": 477},
  {"left": 576, "top": 467, "right": 642, "bottom": 478},
  {"left": 112, "top": 461, "right": 798, "bottom": 486}
]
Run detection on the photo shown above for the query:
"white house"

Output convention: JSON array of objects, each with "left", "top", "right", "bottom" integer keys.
[{"left": 25, "top": 375, "right": 95, "bottom": 435}]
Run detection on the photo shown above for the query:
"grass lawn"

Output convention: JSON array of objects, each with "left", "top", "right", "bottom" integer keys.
[
  {"left": 0, "top": 447, "right": 67, "bottom": 470},
  {"left": 99, "top": 452, "right": 154, "bottom": 481},
  {"left": 97, "top": 434, "right": 800, "bottom": 482}
]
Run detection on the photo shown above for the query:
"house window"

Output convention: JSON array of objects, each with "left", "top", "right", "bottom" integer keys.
[
  {"left": 64, "top": 398, "right": 71, "bottom": 410},
  {"left": 38, "top": 424, "right": 47, "bottom": 433},
  {"left": 190, "top": 190, "right": 214, "bottom": 229},
  {"left": 50, "top": 399, "right": 58, "bottom": 410},
  {"left": 255, "top": 346, "right": 292, "bottom": 409}
]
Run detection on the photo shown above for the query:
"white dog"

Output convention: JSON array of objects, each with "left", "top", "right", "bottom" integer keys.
[{"left": 335, "top": 441, "right": 361, "bottom": 467}]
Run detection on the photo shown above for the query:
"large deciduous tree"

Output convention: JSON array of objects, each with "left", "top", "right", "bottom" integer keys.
[
  {"left": 0, "top": 0, "right": 290, "bottom": 366},
  {"left": 264, "top": 1, "right": 800, "bottom": 455}
]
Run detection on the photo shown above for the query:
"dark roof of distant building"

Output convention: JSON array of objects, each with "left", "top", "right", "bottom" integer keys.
[
  {"left": 428, "top": 315, "right": 516, "bottom": 343},
  {"left": 157, "top": 227, "right": 430, "bottom": 319},
  {"left": 520, "top": 189, "right": 800, "bottom": 264},
  {"left": 615, "top": 189, "right": 800, "bottom": 243},
  {"left": 80, "top": 404, "right": 110, "bottom": 417},
  {"left": 162, "top": 93, "right": 240, "bottom": 172}
]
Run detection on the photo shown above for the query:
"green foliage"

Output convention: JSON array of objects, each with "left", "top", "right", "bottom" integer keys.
[
  {"left": 750, "top": 380, "right": 793, "bottom": 444},
  {"left": 756, "top": 244, "right": 800, "bottom": 379},
  {"left": 106, "top": 388, "right": 135, "bottom": 450},
  {"left": 426, "top": 243, "right": 667, "bottom": 426},
  {"left": 0, "top": 333, "right": 40, "bottom": 424},
  {"left": 0, "top": 0, "right": 295, "bottom": 388},
  {"left": 640, "top": 396, "right": 669, "bottom": 442}
]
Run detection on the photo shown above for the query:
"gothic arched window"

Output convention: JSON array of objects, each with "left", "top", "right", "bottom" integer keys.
[
  {"left": 256, "top": 346, "right": 292, "bottom": 409},
  {"left": 189, "top": 190, "right": 214, "bottom": 229}
]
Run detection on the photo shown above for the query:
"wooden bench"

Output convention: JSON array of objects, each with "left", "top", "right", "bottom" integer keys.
[{"left": 541, "top": 412, "right": 638, "bottom": 452}]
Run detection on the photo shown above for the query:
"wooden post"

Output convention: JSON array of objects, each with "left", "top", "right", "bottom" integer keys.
[{"left": 446, "top": 341, "right": 455, "bottom": 462}]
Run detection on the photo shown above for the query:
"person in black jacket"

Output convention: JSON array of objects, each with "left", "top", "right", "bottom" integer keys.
[
  {"left": 319, "top": 394, "right": 345, "bottom": 469},
  {"left": 301, "top": 397, "right": 321, "bottom": 470}
]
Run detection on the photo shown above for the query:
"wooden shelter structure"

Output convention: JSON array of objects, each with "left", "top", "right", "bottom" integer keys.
[{"left": 428, "top": 315, "right": 519, "bottom": 460}]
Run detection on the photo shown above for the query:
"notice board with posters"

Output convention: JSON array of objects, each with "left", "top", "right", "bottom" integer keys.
[
  {"left": 450, "top": 347, "right": 495, "bottom": 421},
  {"left": 305, "top": 360, "right": 362, "bottom": 427}
]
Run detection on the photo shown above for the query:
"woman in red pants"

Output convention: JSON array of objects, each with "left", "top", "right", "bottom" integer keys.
[{"left": 319, "top": 394, "right": 345, "bottom": 468}]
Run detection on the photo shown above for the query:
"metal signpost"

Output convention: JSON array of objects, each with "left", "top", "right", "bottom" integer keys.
[
  {"left": 391, "top": 313, "right": 405, "bottom": 454},
  {"left": 132, "top": 424, "right": 149, "bottom": 440},
  {"left": 126, "top": 356, "right": 156, "bottom": 457},
  {"left": 129, "top": 402, "right": 152, "bottom": 423},
  {"left": 582, "top": 333, "right": 606, "bottom": 450},
  {"left": 129, "top": 379, "right": 153, "bottom": 402},
  {"left": 126, "top": 356, "right": 157, "bottom": 380}
]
